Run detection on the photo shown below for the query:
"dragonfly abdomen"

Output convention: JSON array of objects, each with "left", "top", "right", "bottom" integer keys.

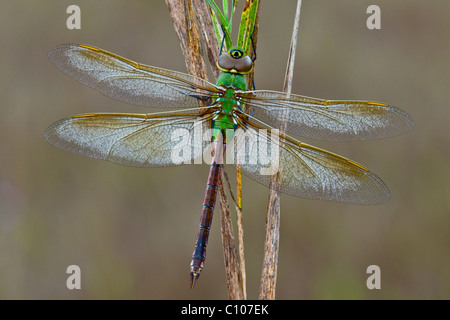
[{"left": 190, "top": 150, "right": 223, "bottom": 288}]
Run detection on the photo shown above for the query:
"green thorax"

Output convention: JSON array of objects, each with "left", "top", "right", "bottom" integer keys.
[
  {"left": 216, "top": 72, "right": 247, "bottom": 113},
  {"left": 216, "top": 72, "right": 248, "bottom": 91},
  {"left": 210, "top": 46, "right": 253, "bottom": 143},
  {"left": 211, "top": 72, "right": 248, "bottom": 143}
]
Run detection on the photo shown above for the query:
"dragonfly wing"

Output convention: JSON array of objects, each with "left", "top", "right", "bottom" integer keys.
[
  {"left": 48, "top": 44, "right": 219, "bottom": 109},
  {"left": 232, "top": 127, "right": 390, "bottom": 204},
  {"left": 243, "top": 90, "right": 414, "bottom": 141},
  {"left": 44, "top": 113, "right": 210, "bottom": 167}
]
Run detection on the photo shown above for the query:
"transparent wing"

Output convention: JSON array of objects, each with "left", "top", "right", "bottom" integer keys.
[
  {"left": 230, "top": 126, "right": 390, "bottom": 204},
  {"left": 44, "top": 112, "right": 211, "bottom": 167},
  {"left": 48, "top": 44, "right": 220, "bottom": 109},
  {"left": 242, "top": 90, "right": 414, "bottom": 141}
]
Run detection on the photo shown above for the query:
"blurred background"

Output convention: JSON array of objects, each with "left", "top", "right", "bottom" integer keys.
[{"left": 0, "top": 0, "right": 448, "bottom": 299}]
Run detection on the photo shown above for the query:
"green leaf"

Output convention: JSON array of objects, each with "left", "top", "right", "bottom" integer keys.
[
  {"left": 205, "top": 0, "right": 233, "bottom": 50},
  {"left": 237, "top": 0, "right": 258, "bottom": 54},
  {"left": 229, "top": 0, "right": 238, "bottom": 30}
]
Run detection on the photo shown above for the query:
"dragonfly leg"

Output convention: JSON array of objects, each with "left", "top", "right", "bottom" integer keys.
[
  {"left": 248, "top": 24, "right": 257, "bottom": 63},
  {"left": 219, "top": 24, "right": 226, "bottom": 55}
]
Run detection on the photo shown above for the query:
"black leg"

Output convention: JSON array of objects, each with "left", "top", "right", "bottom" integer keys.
[
  {"left": 250, "top": 26, "right": 257, "bottom": 62},
  {"left": 219, "top": 24, "right": 226, "bottom": 55}
]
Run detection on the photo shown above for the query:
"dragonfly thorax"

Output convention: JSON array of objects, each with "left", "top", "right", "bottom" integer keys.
[
  {"left": 215, "top": 83, "right": 244, "bottom": 116},
  {"left": 211, "top": 79, "right": 244, "bottom": 144},
  {"left": 211, "top": 112, "right": 237, "bottom": 143},
  {"left": 216, "top": 72, "right": 247, "bottom": 92}
]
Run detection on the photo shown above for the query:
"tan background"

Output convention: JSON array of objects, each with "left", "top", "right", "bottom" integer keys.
[{"left": 0, "top": 0, "right": 448, "bottom": 299}]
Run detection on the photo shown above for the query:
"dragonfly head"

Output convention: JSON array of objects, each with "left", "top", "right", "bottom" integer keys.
[{"left": 218, "top": 46, "right": 253, "bottom": 74}]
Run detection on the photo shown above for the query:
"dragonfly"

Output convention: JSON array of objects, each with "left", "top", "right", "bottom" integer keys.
[{"left": 45, "top": 43, "right": 414, "bottom": 288}]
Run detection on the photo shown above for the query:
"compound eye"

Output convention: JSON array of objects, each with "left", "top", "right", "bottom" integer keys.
[
  {"left": 217, "top": 53, "right": 235, "bottom": 70},
  {"left": 234, "top": 55, "right": 253, "bottom": 73}
]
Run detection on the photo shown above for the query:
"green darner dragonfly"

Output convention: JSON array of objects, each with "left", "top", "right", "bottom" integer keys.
[{"left": 45, "top": 43, "right": 414, "bottom": 288}]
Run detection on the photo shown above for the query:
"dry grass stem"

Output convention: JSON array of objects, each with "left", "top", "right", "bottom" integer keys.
[{"left": 259, "top": 0, "right": 302, "bottom": 300}]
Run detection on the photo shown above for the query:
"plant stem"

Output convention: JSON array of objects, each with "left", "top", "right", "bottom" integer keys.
[
  {"left": 166, "top": 0, "right": 245, "bottom": 299},
  {"left": 218, "top": 173, "right": 244, "bottom": 299},
  {"left": 165, "top": 0, "right": 208, "bottom": 81},
  {"left": 259, "top": 0, "right": 302, "bottom": 300}
]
